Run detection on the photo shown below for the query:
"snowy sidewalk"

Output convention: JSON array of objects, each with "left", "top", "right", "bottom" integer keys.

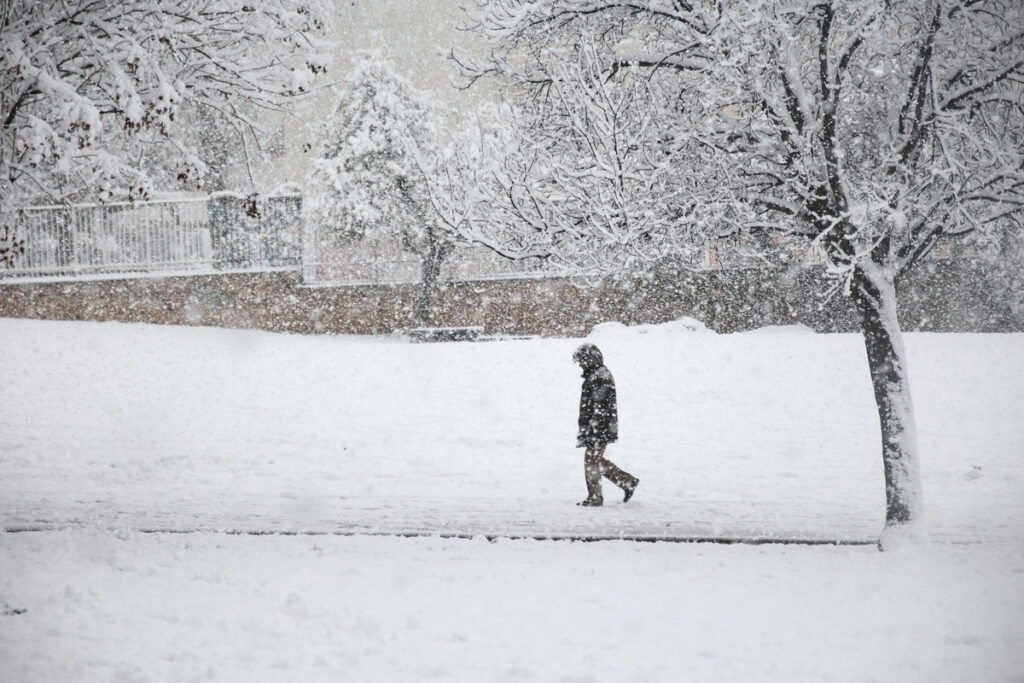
[
  {"left": 3, "top": 488, "right": 1006, "bottom": 546},
  {"left": 5, "top": 497, "right": 884, "bottom": 544},
  {"left": 3, "top": 318, "right": 1022, "bottom": 547}
]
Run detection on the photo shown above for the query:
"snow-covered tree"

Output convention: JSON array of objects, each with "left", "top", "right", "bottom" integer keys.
[
  {"left": 458, "top": 54, "right": 709, "bottom": 274},
  {"left": 414, "top": 102, "right": 519, "bottom": 254},
  {"left": 0, "top": 0, "right": 331, "bottom": 208},
  {"left": 307, "top": 54, "right": 462, "bottom": 325},
  {"left": 456, "top": 0, "right": 1024, "bottom": 547}
]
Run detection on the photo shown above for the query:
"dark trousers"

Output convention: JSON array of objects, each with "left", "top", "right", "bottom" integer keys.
[{"left": 584, "top": 444, "right": 636, "bottom": 503}]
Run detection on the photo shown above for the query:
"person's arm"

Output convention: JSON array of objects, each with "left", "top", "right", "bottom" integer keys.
[{"left": 577, "top": 379, "right": 593, "bottom": 445}]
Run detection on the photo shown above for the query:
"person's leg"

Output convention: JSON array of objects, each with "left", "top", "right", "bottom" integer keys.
[
  {"left": 599, "top": 456, "right": 636, "bottom": 489},
  {"left": 581, "top": 445, "right": 604, "bottom": 505},
  {"left": 598, "top": 448, "right": 639, "bottom": 501}
]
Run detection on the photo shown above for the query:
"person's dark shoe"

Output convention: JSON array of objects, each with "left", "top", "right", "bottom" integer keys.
[
  {"left": 623, "top": 478, "right": 639, "bottom": 503},
  {"left": 577, "top": 498, "right": 603, "bottom": 507}
]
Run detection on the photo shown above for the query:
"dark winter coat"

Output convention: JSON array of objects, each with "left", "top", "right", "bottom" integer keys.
[{"left": 574, "top": 343, "right": 618, "bottom": 447}]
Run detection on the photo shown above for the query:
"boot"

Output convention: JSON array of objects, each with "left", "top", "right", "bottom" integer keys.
[{"left": 622, "top": 478, "right": 639, "bottom": 503}]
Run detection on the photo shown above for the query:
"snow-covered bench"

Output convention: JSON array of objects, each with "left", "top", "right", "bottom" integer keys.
[{"left": 407, "top": 326, "right": 484, "bottom": 343}]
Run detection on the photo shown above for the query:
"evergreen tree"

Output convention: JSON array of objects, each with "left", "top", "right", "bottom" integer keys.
[{"left": 308, "top": 54, "right": 458, "bottom": 325}]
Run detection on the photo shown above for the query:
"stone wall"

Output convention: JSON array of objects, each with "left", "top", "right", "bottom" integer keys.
[{"left": 1, "top": 260, "right": 1020, "bottom": 337}]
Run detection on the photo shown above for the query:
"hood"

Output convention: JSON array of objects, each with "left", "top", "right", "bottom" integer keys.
[{"left": 572, "top": 343, "right": 604, "bottom": 371}]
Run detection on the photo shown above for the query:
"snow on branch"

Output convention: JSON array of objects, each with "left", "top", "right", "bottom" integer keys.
[{"left": 1, "top": 0, "right": 332, "bottom": 209}]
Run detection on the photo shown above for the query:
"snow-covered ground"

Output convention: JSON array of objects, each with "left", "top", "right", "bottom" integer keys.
[{"left": 1, "top": 317, "right": 1022, "bottom": 681}]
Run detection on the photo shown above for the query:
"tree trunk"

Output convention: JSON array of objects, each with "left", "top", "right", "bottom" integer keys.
[
  {"left": 416, "top": 248, "right": 443, "bottom": 326},
  {"left": 850, "top": 262, "right": 926, "bottom": 549}
]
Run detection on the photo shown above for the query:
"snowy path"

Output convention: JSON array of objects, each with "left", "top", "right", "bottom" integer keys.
[
  {"left": 5, "top": 495, "right": 882, "bottom": 544},
  {"left": 3, "top": 318, "right": 1022, "bottom": 545},
  {"left": 5, "top": 487, "right": 1016, "bottom": 545}
]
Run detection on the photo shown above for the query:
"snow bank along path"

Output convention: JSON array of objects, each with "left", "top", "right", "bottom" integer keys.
[{"left": 3, "top": 530, "right": 1022, "bottom": 682}]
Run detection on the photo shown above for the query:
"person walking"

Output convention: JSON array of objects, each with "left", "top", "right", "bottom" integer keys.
[{"left": 573, "top": 343, "right": 639, "bottom": 506}]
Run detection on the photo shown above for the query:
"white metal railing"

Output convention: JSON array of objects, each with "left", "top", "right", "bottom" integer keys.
[
  {"left": 2, "top": 193, "right": 303, "bottom": 280},
  {"left": 4, "top": 198, "right": 212, "bottom": 278},
  {"left": 11, "top": 196, "right": 972, "bottom": 286}
]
